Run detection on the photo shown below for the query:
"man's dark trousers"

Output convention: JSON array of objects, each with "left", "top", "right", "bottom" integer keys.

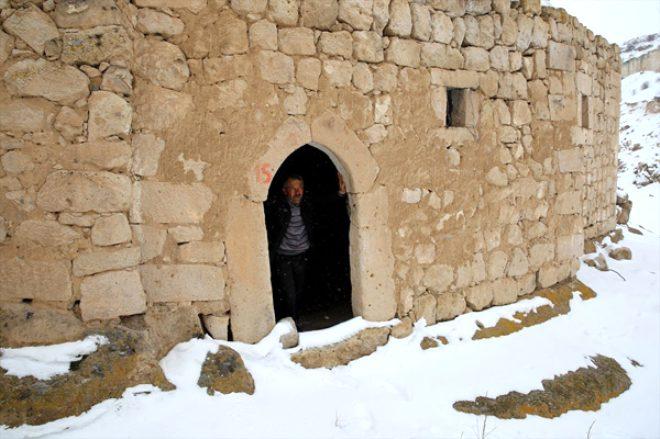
[{"left": 273, "top": 251, "right": 309, "bottom": 321}]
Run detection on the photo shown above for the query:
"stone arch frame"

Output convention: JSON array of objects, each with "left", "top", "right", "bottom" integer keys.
[{"left": 225, "top": 112, "right": 397, "bottom": 343}]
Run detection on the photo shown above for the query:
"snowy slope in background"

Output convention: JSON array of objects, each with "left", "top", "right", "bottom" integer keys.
[{"left": 620, "top": 33, "right": 660, "bottom": 63}]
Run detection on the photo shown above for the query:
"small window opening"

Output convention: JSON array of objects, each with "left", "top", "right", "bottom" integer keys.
[
  {"left": 581, "top": 95, "right": 590, "bottom": 129},
  {"left": 446, "top": 88, "right": 467, "bottom": 127}
]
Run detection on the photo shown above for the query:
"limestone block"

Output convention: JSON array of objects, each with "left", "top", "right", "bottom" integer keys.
[
  {"left": 497, "top": 72, "right": 528, "bottom": 100},
  {"left": 464, "top": 282, "right": 493, "bottom": 311},
  {"left": 548, "top": 94, "right": 576, "bottom": 122},
  {"left": 492, "top": 277, "right": 517, "bottom": 305},
  {"left": 0, "top": 30, "right": 13, "bottom": 64},
  {"left": 556, "top": 148, "right": 583, "bottom": 173},
  {"left": 422, "top": 263, "right": 453, "bottom": 294},
  {"left": 352, "top": 63, "right": 373, "bottom": 93},
  {"left": 516, "top": 15, "right": 533, "bottom": 52},
  {"left": 37, "top": 171, "right": 131, "bottom": 213},
  {"left": 80, "top": 270, "right": 147, "bottom": 321},
  {"left": 88, "top": 91, "right": 132, "bottom": 140},
  {"left": 386, "top": 0, "right": 412, "bottom": 37},
  {"left": 531, "top": 16, "right": 549, "bottom": 48},
  {"left": 372, "top": 94, "right": 391, "bottom": 126},
  {"left": 538, "top": 263, "right": 561, "bottom": 288},
  {"left": 373, "top": 63, "right": 398, "bottom": 91},
  {"left": 132, "top": 182, "right": 214, "bottom": 224},
  {"left": 278, "top": 27, "right": 316, "bottom": 56},
  {"left": 463, "top": 46, "right": 489, "bottom": 71},
  {"left": 421, "top": 43, "right": 463, "bottom": 69},
  {"left": 136, "top": 9, "right": 185, "bottom": 37},
  {"left": 134, "top": 39, "right": 190, "bottom": 91},
  {"left": 349, "top": 224, "right": 397, "bottom": 321},
  {"left": 453, "top": 16, "right": 466, "bottom": 45},
  {"left": 339, "top": 0, "right": 373, "bottom": 31},
  {"left": 486, "top": 166, "right": 508, "bottom": 187},
  {"left": 555, "top": 190, "right": 581, "bottom": 215},
  {"left": 134, "top": 0, "right": 207, "bottom": 13},
  {"left": 14, "top": 220, "right": 80, "bottom": 247},
  {"left": 430, "top": 69, "right": 479, "bottom": 88},
  {"left": 520, "top": 0, "right": 541, "bottom": 14},
  {"left": 53, "top": 107, "right": 83, "bottom": 140},
  {"left": 414, "top": 243, "right": 436, "bottom": 265},
  {"left": 257, "top": 50, "right": 294, "bottom": 84},
  {"left": 140, "top": 264, "right": 225, "bottom": 302},
  {"left": 493, "top": 0, "right": 509, "bottom": 15},
  {"left": 131, "top": 133, "right": 164, "bottom": 177},
  {"left": 431, "top": 11, "right": 453, "bottom": 44},
  {"left": 479, "top": 70, "right": 498, "bottom": 97},
  {"left": 387, "top": 38, "right": 420, "bottom": 68},
  {"left": 576, "top": 72, "right": 592, "bottom": 96},
  {"left": 557, "top": 234, "right": 583, "bottom": 261},
  {"left": 131, "top": 225, "right": 166, "bottom": 263},
  {"left": 64, "top": 141, "right": 132, "bottom": 171},
  {"left": 2, "top": 150, "right": 34, "bottom": 174},
  {"left": 411, "top": 4, "right": 431, "bottom": 41},
  {"left": 73, "top": 247, "right": 141, "bottom": 276},
  {"left": 489, "top": 45, "right": 509, "bottom": 72},
  {"left": 318, "top": 31, "right": 353, "bottom": 58},
  {"left": 4, "top": 59, "right": 90, "bottom": 105},
  {"left": 517, "top": 273, "right": 536, "bottom": 296},
  {"left": 225, "top": 198, "right": 275, "bottom": 342},
  {"left": 0, "top": 258, "right": 71, "bottom": 302},
  {"left": 178, "top": 241, "right": 225, "bottom": 264},
  {"left": 353, "top": 31, "right": 384, "bottom": 63},
  {"left": 2, "top": 4, "right": 58, "bottom": 54},
  {"left": 464, "top": 15, "right": 494, "bottom": 48},
  {"left": 322, "top": 59, "right": 353, "bottom": 87},
  {"left": 466, "top": 0, "right": 491, "bottom": 14},
  {"left": 349, "top": 186, "right": 388, "bottom": 228},
  {"left": 300, "top": 0, "right": 339, "bottom": 30},
  {"left": 373, "top": 0, "right": 390, "bottom": 34},
  {"left": 92, "top": 214, "right": 131, "bottom": 246},
  {"left": 436, "top": 292, "right": 465, "bottom": 321},
  {"left": 363, "top": 124, "right": 387, "bottom": 144},
  {"left": 207, "top": 79, "right": 248, "bottom": 111},
  {"left": 283, "top": 85, "right": 306, "bottom": 115},
  {"left": 500, "top": 15, "right": 517, "bottom": 46},
  {"left": 0, "top": 99, "right": 54, "bottom": 134},
  {"left": 231, "top": 0, "right": 268, "bottom": 15},
  {"left": 168, "top": 225, "right": 204, "bottom": 243},
  {"left": 413, "top": 294, "right": 437, "bottom": 325},
  {"left": 507, "top": 247, "right": 529, "bottom": 277},
  {"left": 432, "top": 0, "right": 466, "bottom": 17},
  {"left": 61, "top": 26, "right": 132, "bottom": 65},
  {"left": 487, "top": 250, "right": 508, "bottom": 280},
  {"left": 268, "top": 0, "right": 299, "bottom": 26},
  {"left": 510, "top": 100, "right": 532, "bottom": 126},
  {"left": 548, "top": 41, "right": 575, "bottom": 71},
  {"left": 101, "top": 66, "right": 133, "bottom": 96},
  {"left": 431, "top": 87, "right": 447, "bottom": 123},
  {"left": 211, "top": 10, "right": 249, "bottom": 55},
  {"left": 59, "top": 213, "right": 98, "bottom": 227},
  {"left": 248, "top": 20, "right": 277, "bottom": 51},
  {"left": 133, "top": 83, "right": 194, "bottom": 132},
  {"left": 202, "top": 315, "right": 230, "bottom": 340},
  {"left": 296, "top": 57, "right": 322, "bottom": 90}
]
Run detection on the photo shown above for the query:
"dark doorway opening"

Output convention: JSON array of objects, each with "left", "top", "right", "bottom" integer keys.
[{"left": 264, "top": 145, "right": 352, "bottom": 331}]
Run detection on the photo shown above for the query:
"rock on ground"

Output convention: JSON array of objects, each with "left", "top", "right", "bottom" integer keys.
[{"left": 197, "top": 346, "right": 255, "bottom": 395}]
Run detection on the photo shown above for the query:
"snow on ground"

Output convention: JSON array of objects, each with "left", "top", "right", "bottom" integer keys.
[{"left": 0, "top": 335, "right": 107, "bottom": 381}]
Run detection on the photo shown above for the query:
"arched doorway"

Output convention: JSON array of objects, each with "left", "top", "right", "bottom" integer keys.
[
  {"left": 264, "top": 145, "right": 352, "bottom": 331},
  {"left": 226, "top": 114, "right": 397, "bottom": 343}
]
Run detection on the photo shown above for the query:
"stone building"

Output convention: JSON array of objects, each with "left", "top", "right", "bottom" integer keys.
[{"left": 0, "top": 0, "right": 620, "bottom": 346}]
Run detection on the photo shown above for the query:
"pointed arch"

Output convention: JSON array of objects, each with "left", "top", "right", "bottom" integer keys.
[{"left": 227, "top": 112, "right": 396, "bottom": 343}]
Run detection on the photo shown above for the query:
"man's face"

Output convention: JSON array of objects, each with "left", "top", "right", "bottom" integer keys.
[{"left": 283, "top": 178, "right": 304, "bottom": 205}]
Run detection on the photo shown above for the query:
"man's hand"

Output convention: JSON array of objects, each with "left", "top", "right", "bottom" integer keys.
[{"left": 337, "top": 171, "right": 347, "bottom": 195}]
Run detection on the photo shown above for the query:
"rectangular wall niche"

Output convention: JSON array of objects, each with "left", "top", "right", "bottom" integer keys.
[
  {"left": 579, "top": 94, "right": 591, "bottom": 129},
  {"left": 446, "top": 88, "right": 468, "bottom": 127}
]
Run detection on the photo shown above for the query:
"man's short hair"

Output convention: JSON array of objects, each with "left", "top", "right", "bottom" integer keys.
[{"left": 284, "top": 174, "right": 304, "bottom": 186}]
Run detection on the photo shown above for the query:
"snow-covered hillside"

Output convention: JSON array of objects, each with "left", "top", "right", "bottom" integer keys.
[{"left": 621, "top": 33, "right": 660, "bottom": 64}]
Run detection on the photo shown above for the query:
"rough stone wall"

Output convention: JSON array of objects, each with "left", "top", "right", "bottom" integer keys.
[
  {"left": 622, "top": 47, "right": 660, "bottom": 78},
  {"left": 0, "top": 0, "right": 620, "bottom": 344}
]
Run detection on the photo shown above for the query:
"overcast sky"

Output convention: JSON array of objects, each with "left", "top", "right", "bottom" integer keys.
[{"left": 542, "top": 0, "right": 660, "bottom": 45}]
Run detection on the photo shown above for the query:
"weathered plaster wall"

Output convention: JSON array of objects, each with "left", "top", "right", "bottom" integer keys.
[{"left": 0, "top": 0, "right": 620, "bottom": 344}]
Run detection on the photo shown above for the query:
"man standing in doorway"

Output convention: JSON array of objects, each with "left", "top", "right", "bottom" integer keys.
[{"left": 266, "top": 173, "right": 346, "bottom": 322}]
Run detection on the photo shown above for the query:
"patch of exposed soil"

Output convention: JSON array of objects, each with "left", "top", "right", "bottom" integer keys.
[
  {"left": 472, "top": 280, "right": 596, "bottom": 340},
  {"left": 453, "top": 355, "right": 631, "bottom": 419}
]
